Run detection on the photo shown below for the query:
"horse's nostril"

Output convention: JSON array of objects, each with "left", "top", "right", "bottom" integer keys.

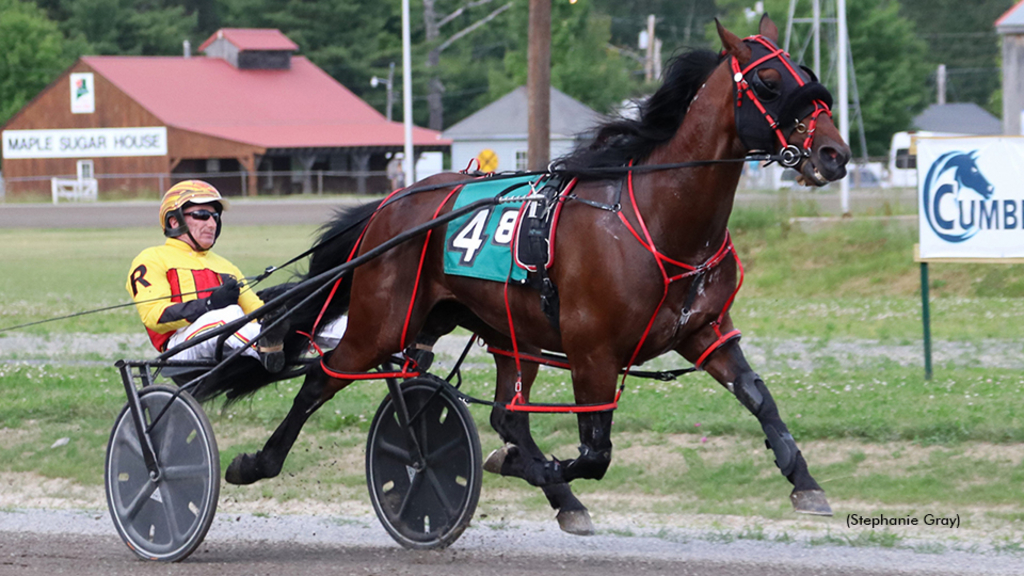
[
  {"left": 819, "top": 146, "right": 839, "bottom": 167},
  {"left": 818, "top": 145, "right": 850, "bottom": 169}
]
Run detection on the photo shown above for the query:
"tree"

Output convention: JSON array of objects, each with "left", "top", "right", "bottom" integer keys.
[
  {"left": 422, "top": 0, "right": 512, "bottom": 130},
  {"left": 898, "top": 0, "right": 1011, "bottom": 114},
  {"left": 594, "top": 0, "right": 719, "bottom": 66},
  {"left": 61, "top": 0, "right": 197, "bottom": 55},
  {"left": 490, "top": 0, "right": 635, "bottom": 114},
  {"left": 220, "top": 0, "right": 401, "bottom": 104},
  {"left": 0, "top": 0, "right": 73, "bottom": 125}
]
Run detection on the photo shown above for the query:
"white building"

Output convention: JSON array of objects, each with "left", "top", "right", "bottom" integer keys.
[{"left": 443, "top": 86, "right": 604, "bottom": 173}]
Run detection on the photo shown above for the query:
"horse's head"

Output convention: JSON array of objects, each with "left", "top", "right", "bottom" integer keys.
[
  {"left": 717, "top": 15, "right": 850, "bottom": 186},
  {"left": 949, "top": 151, "right": 993, "bottom": 200}
]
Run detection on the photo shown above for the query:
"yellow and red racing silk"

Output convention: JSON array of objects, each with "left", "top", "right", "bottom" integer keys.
[{"left": 126, "top": 238, "right": 263, "bottom": 351}]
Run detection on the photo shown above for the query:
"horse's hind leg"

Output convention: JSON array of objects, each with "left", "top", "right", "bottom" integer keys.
[
  {"left": 483, "top": 353, "right": 595, "bottom": 535},
  {"left": 224, "top": 360, "right": 332, "bottom": 485},
  {"left": 696, "top": 339, "right": 832, "bottom": 516}
]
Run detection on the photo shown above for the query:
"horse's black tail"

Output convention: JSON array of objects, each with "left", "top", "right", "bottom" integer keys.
[{"left": 191, "top": 199, "right": 383, "bottom": 404}]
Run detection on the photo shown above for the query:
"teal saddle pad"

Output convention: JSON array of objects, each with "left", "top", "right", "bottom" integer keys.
[{"left": 443, "top": 175, "right": 545, "bottom": 283}]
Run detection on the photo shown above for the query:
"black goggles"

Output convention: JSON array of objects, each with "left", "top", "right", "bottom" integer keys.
[{"left": 184, "top": 209, "right": 221, "bottom": 222}]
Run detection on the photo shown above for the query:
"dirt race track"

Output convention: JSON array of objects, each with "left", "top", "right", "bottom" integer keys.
[{"left": 2, "top": 508, "right": 1023, "bottom": 576}]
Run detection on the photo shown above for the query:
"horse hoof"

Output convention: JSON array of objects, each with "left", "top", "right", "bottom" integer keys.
[
  {"left": 225, "top": 453, "right": 261, "bottom": 485},
  {"left": 791, "top": 489, "right": 833, "bottom": 516},
  {"left": 483, "top": 444, "right": 515, "bottom": 475},
  {"left": 556, "top": 509, "right": 595, "bottom": 535}
]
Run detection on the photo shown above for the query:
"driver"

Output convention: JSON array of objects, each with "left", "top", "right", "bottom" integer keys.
[{"left": 126, "top": 180, "right": 285, "bottom": 372}]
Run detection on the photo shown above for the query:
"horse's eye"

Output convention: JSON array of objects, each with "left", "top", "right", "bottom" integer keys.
[{"left": 751, "top": 72, "right": 781, "bottom": 101}]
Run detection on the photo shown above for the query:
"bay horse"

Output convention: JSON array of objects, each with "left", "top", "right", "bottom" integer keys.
[{"left": 197, "top": 15, "right": 850, "bottom": 535}]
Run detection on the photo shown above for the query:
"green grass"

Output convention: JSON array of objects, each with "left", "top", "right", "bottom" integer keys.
[{"left": 0, "top": 225, "right": 321, "bottom": 335}]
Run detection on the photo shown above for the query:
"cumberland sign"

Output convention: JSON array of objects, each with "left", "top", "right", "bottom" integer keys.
[
  {"left": 918, "top": 137, "right": 1024, "bottom": 259},
  {"left": 2, "top": 127, "right": 167, "bottom": 159}
]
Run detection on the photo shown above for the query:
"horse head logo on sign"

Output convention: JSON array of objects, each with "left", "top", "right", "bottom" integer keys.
[{"left": 921, "top": 150, "right": 994, "bottom": 243}]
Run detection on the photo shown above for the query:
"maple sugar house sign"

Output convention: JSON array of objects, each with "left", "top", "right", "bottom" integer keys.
[{"left": 2, "top": 127, "right": 168, "bottom": 159}]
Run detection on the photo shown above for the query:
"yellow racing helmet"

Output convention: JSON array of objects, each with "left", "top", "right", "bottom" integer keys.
[{"left": 159, "top": 180, "right": 229, "bottom": 239}]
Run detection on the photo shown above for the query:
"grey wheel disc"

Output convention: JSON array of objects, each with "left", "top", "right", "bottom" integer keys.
[
  {"left": 366, "top": 376, "right": 482, "bottom": 550},
  {"left": 105, "top": 385, "right": 219, "bottom": 562}
]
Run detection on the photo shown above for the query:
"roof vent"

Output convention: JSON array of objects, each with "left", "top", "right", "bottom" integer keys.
[{"left": 199, "top": 28, "right": 297, "bottom": 70}]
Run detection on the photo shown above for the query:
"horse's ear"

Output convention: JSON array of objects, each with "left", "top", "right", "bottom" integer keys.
[
  {"left": 716, "top": 18, "right": 751, "bottom": 64},
  {"left": 759, "top": 14, "right": 779, "bottom": 44}
]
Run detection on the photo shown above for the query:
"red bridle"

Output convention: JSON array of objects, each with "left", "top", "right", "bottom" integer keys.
[{"left": 729, "top": 35, "right": 832, "bottom": 166}]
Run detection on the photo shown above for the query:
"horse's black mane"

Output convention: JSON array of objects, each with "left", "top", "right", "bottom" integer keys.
[{"left": 555, "top": 49, "right": 722, "bottom": 176}]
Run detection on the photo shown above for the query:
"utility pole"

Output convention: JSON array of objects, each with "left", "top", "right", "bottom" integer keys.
[
  {"left": 645, "top": 14, "right": 656, "bottom": 82},
  {"left": 937, "top": 64, "right": 947, "bottom": 105},
  {"left": 371, "top": 62, "right": 396, "bottom": 121},
  {"left": 837, "top": 0, "right": 850, "bottom": 216},
  {"left": 812, "top": 0, "right": 821, "bottom": 74},
  {"left": 527, "top": 0, "right": 551, "bottom": 171},
  {"left": 402, "top": 0, "right": 415, "bottom": 184}
]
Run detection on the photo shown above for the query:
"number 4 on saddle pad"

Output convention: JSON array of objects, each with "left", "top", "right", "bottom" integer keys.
[{"left": 444, "top": 175, "right": 545, "bottom": 283}]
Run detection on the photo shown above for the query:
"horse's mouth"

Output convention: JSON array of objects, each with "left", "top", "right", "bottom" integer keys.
[{"left": 794, "top": 159, "right": 829, "bottom": 187}]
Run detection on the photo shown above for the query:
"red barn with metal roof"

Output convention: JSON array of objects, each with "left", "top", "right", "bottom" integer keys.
[{"left": 1, "top": 28, "right": 448, "bottom": 199}]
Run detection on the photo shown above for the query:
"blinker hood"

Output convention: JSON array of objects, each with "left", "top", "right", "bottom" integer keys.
[{"left": 733, "top": 38, "right": 834, "bottom": 153}]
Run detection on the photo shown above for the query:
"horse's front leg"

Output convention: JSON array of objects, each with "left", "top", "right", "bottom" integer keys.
[
  {"left": 691, "top": 337, "right": 832, "bottom": 516},
  {"left": 483, "top": 352, "right": 595, "bottom": 535}
]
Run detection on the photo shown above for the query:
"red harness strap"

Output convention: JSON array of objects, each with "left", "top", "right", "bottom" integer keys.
[
  {"left": 502, "top": 179, "right": 578, "bottom": 404},
  {"left": 307, "top": 185, "right": 462, "bottom": 382},
  {"left": 298, "top": 332, "right": 423, "bottom": 380},
  {"left": 618, "top": 166, "right": 744, "bottom": 375},
  {"left": 400, "top": 186, "right": 463, "bottom": 347},
  {"left": 488, "top": 347, "right": 622, "bottom": 413}
]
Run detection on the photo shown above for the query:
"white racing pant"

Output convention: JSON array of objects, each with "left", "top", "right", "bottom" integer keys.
[
  {"left": 315, "top": 315, "right": 348, "bottom": 350},
  {"left": 166, "top": 305, "right": 262, "bottom": 362}
]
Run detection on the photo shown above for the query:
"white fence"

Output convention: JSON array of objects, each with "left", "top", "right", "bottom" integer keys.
[
  {"left": 50, "top": 177, "right": 99, "bottom": 203},
  {"left": 2, "top": 169, "right": 393, "bottom": 200}
]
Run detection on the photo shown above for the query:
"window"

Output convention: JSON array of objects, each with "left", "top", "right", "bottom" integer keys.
[
  {"left": 206, "top": 158, "right": 221, "bottom": 173},
  {"left": 515, "top": 150, "right": 528, "bottom": 172},
  {"left": 894, "top": 149, "right": 916, "bottom": 170},
  {"left": 76, "top": 160, "right": 94, "bottom": 180}
]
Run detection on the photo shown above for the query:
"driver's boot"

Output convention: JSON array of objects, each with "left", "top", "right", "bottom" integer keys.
[{"left": 257, "top": 307, "right": 289, "bottom": 373}]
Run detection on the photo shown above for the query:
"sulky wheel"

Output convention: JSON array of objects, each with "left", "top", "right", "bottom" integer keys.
[
  {"left": 105, "top": 385, "right": 219, "bottom": 562},
  {"left": 366, "top": 375, "right": 482, "bottom": 549}
]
